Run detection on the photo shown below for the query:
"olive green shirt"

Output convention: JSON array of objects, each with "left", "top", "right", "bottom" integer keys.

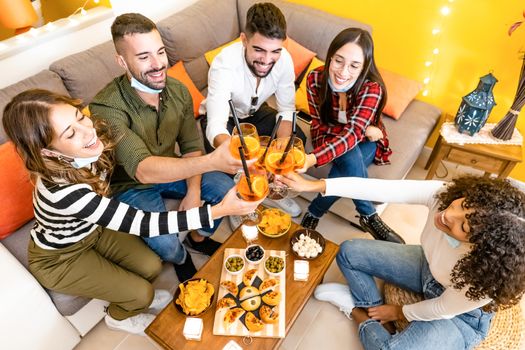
[{"left": 90, "top": 75, "right": 204, "bottom": 195}]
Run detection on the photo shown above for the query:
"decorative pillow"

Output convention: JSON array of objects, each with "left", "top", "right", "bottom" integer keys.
[
  {"left": 204, "top": 38, "right": 241, "bottom": 65},
  {"left": 283, "top": 38, "right": 316, "bottom": 80},
  {"left": 295, "top": 57, "right": 325, "bottom": 114},
  {"left": 379, "top": 68, "right": 423, "bottom": 120},
  {"left": 0, "top": 142, "right": 34, "bottom": 239},
  {"left": 167, "top": 62, "right": 205, "bottom": 118},
  {"left": 204, "top": 37, "right": 316, "bottom": 81}
]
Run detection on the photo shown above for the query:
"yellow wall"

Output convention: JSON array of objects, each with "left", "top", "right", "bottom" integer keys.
[{"left": 291, "top": 0, "right": 525, "bottom": 181}]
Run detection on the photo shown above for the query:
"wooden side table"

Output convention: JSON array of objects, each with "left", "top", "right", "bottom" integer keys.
[{"left": 425, "top": 134, "right": 523, "bottom": 179}]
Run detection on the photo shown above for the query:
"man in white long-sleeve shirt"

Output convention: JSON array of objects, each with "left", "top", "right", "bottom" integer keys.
[{"left": 200, "top": 2, "right": 306, "bottom": 217}]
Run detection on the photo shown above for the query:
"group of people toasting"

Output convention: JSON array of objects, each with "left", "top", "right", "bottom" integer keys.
[{"left": 3, "top": 2, "right": 524, "bottom": 349}]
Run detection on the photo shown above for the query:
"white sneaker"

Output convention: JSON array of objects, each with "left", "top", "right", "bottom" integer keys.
[
  {"left": 263, "top": 197, "right": 302, "bottom": 217},
  {"left": 149, "top": 289, "right": 171, "bottom": 314},
  {"left": 314, "top": 283, "right": 355, "bottom": 319},
  {"left": 104, "top": 313, "right": 156, "bottom": 336},
  {"left": 229, "top": 215, "right": 243, "bottom": 231}
]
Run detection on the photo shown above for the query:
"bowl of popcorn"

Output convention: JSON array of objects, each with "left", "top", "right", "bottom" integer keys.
[{"left": 290, "top": 229, "right": 325, "bottom": 260}]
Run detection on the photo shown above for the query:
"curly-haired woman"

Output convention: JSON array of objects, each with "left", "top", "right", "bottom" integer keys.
[
  {"left": 2, "top": 89, "right": 261, "bottom": 335},
  {"left": 279, "top": 173, "right": 525, "bottom": 349}
]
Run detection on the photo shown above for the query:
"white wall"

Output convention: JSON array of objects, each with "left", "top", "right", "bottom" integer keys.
[{"left": 0, "top": 0, "right": 197, "bottom": 88}]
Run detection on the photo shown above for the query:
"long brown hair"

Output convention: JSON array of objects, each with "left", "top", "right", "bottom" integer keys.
[
  {"left": 2, "top": 89, "right": 115, "bottom": 196},
  {"left": 319, "top": 28, "right": 386, "bottom": 125}
]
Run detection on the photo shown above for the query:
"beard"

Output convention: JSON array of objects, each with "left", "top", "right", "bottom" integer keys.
[
  {"left": 245, "top": 53, "right": 275, "bottom": 78},
  {"left": 131, "top": 66, "right": 167, "bottom": 90}
]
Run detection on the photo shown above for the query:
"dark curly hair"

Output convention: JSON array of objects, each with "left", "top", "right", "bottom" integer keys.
[
  {"left": 437, "top": 175, "right": 525, "bottom": 311},
  {"left": 245, "top": 3, "right": 286, "bottom": 40}
]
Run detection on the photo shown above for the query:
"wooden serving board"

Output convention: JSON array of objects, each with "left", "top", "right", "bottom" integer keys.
[{"left": 212, "top": 248, "right": 286, "bottom": 338}]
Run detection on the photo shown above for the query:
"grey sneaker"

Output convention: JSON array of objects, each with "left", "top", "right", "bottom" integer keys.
[
  {"left": 263, "top": 197, "right": 302, "bottom": 217},
  {"left": 314, "top": 283, "right": 355, "bottom": 319},
  {"left": 149, "top": 289, "right": 171, "bottom": 314},
  {"left": 104, "top": 313, "right": 156, "bottom": 336}
]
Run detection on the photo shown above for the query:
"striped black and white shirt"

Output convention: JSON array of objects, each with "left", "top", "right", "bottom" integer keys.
[{"left": 31, "top": 178, "right": 213, "bottom": 250}]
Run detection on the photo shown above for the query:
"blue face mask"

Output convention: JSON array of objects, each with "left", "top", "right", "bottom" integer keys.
[
  {"left": 328, "top": 77, "right": 356, "bottom": 93},
  {"left": 444, "top": 234, "right": 461, "bottom": 249},
  {"left": 130, "top": 76, "right": 163, "bottom": 94}
]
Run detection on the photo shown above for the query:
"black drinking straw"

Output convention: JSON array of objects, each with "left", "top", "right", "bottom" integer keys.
[
  {"left": 279, "top": 131, "right": 296, "bottom": 164},
  {"left": 259, "top": 115, "right": 283, "bottom": 164},
  {"left": 238, "top": 146, "right": 253, "bottom": 193},
  {"left": 291, "top": 111, "right": 297, "bottom": 134},
  {"left": 229, "top": 99, "right": 248, "bottom": 153}
]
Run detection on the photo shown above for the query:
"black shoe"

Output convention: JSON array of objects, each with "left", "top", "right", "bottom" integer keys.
[
  {"left": 359, "top": 213, "right": 405, "bottom": 244},
  {"left": 185, "top": 232, "right": 221, "bottom": 256},
  {"left": 301, "top": 212, "right": 320, "bottom": 230},
  {"left": 174, "top": 254, "right": 197, "bottom": 282}
]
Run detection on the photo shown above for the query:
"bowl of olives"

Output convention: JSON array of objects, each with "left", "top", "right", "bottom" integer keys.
[
  {"left": 264, "top": 255, "right": 285, "bottom": 276},
  {"left": 244, "top": 244, "right": 265, "bottom": 265},
  {"left": 224, "top": 254, "right": 245, "bottom": 275}
]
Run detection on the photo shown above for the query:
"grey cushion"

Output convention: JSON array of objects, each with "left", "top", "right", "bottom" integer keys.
[
  {"left": 157, "top": 0, "right": 240, "bottom": 66},
  {"left": 237, "top": 0, "right": 371, "bottom": 62},
  {"left": 184, "top": 56, "right": 211, "bottom": 92},
  {"left": 0, "top": 70, "right": 70, "bottom": 144},
  {"left": 306, "top": 100, "right": 441, "bottom": 180},
  {"left": 49, "top": 41, "right": 125, "bottom": 105},
  {"left": 1, "top": 221, "right": 91, "bottom": 316}
]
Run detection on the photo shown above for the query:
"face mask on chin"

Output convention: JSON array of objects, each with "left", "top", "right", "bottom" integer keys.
[
  {"left": 444, "top": 233, "right": 461, "bottom": 249},
  {"left": 130, "top": 76, "right": 163, "bottom": 94},
  {"left": 328, "top": 76, "right": 356, "bottom": 93}
]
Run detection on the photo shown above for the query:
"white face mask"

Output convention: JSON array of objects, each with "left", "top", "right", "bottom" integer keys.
[
  {"left": 42, "top": 149, "right": 102, "bottom": 169},
  {"left": 328, "top": 76, "right": 356, "bottom": 93},
  {"left": 130, "top": 76, "right": 163, "bottom": 94},
  {"left": 444, "top": 234, "right": 461, "bottom": 249}
]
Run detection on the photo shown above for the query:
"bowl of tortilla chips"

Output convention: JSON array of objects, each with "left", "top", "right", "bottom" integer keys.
[
  {"left": 257, "top": 208, "right": 292, "bottom": 238},
  {"left": 174, "top": 278, "right": 215, "bottom": 316}
]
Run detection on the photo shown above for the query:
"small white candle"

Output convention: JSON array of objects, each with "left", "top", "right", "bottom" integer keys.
[
  {"left": 222, "top": 340, "right": 243, "bottom": 350},
  {"left": 294, "top": 260, "right": 309, "bottom": 281},
  {"left": 241, "top": 224, "right": 258, "bottom": 242},
  {"left": 183, "top": 317, "right": 203, "bottom": 341}
]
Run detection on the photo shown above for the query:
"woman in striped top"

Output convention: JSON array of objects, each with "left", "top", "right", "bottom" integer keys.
[{"left": 2, "top": 89, "right": 261, "bottom": 335}]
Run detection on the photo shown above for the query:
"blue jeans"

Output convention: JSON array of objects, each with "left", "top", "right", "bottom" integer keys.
[
  {"left": 114, "top": 171, "right": 233, "bottom": 264},
  {"left": 308, "top": 141, "right": 377, "bottom": 218},
  {"left": 336, "top": 239, "right": 493, "bottom": 350}
]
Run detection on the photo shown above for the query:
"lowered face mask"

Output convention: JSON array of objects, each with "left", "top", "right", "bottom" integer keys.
[
  {"left": 328, "top": 76, "right": 356, "bottom": 93},
  {"left": 444, "top": 234, "right": 461, "bottom": 249},
  {"left": 130, "top": 76, "right": 163, "bottom": 94}
]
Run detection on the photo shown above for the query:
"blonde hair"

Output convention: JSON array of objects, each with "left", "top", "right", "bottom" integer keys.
[{"left": 2, "top": 89, "right": 116, "bottom": 196}]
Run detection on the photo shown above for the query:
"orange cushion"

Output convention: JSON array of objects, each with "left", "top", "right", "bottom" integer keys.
[
  {"left": 167, "top": 62, "right": 204, "bottom": 117},
  {"left": 204, "top": 37, "right": 315, "bottom": 81},
  {"left": 283, "top": 38, "right": 316, "bottom": 80},
  {"left": 0, "top": 142, "right": 34, "bottom": 239},
  {"left": 295, "top": 57, "right": 325, "bottom": 114},
  {"left": 379, "top": 68, "right": 423, "bottom": 120}
]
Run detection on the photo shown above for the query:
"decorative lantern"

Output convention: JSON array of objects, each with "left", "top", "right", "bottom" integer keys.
[
  {"left": 0, "top": 0, "right": 38, "bottom": 34},
  {"left": 454, "top": 73, "right": 498, "bottom": 136}
]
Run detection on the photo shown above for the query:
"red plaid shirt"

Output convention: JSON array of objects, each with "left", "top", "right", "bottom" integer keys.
[{"left": 307, "top": 67, "right": 392, "bottom": 167}]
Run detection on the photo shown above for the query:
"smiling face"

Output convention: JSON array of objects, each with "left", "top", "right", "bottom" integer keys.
[
  {"left": 241, "top": 32, "right": 283, "bottom": 78},
  {"left": 47, "top": 103, "right": 104, "bottom": 159},
  {"left": 434, "top": 197, "right": 474, "bottom": 242},
  {"left": 116, "top": 30, "right": 168, "bottom": 90},
  {"left": 328, "top": 42, "right": 364, "bottom": 91}
]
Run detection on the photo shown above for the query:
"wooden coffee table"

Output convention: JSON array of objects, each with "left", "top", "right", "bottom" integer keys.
[{"left": 145, "top": 221, "right": 339, "bottom": 349}]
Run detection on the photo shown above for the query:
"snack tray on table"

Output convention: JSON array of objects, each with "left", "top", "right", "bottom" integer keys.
[{"left": 212, "top": 248, "right": 286, "bottom": 338}]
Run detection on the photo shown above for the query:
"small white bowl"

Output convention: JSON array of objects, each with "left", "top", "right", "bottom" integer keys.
[
  {"left": 264, "top": 255, "right": 285, "bottom": 276},
  {"left": 244, "top": 244, "right": 265, "bottom": 265},
  {"left": 224, "top": 254, "right": 245, "bottom": 275}
]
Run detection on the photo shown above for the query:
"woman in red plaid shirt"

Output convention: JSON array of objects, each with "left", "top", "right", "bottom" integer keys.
[{"left": 299, "top": 28, "right": 404, "bottom": 244}]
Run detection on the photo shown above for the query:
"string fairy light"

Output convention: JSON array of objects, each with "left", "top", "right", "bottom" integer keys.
[{"left": 422, "top": 2, "right": 454, "bottom": 97}]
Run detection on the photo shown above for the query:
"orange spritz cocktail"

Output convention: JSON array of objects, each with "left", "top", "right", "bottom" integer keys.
[
  {"left": 292, "top": 137, "right": 306, "bottom": 170},
  {"left": 264, "top": 138, "right": 295, "bottom": 175},
  {"left": 237, "top": 173, "right": 269, "bottom": 202},
  {"left": 230, "top": 123, "right": 260, "bottom": 160}
]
